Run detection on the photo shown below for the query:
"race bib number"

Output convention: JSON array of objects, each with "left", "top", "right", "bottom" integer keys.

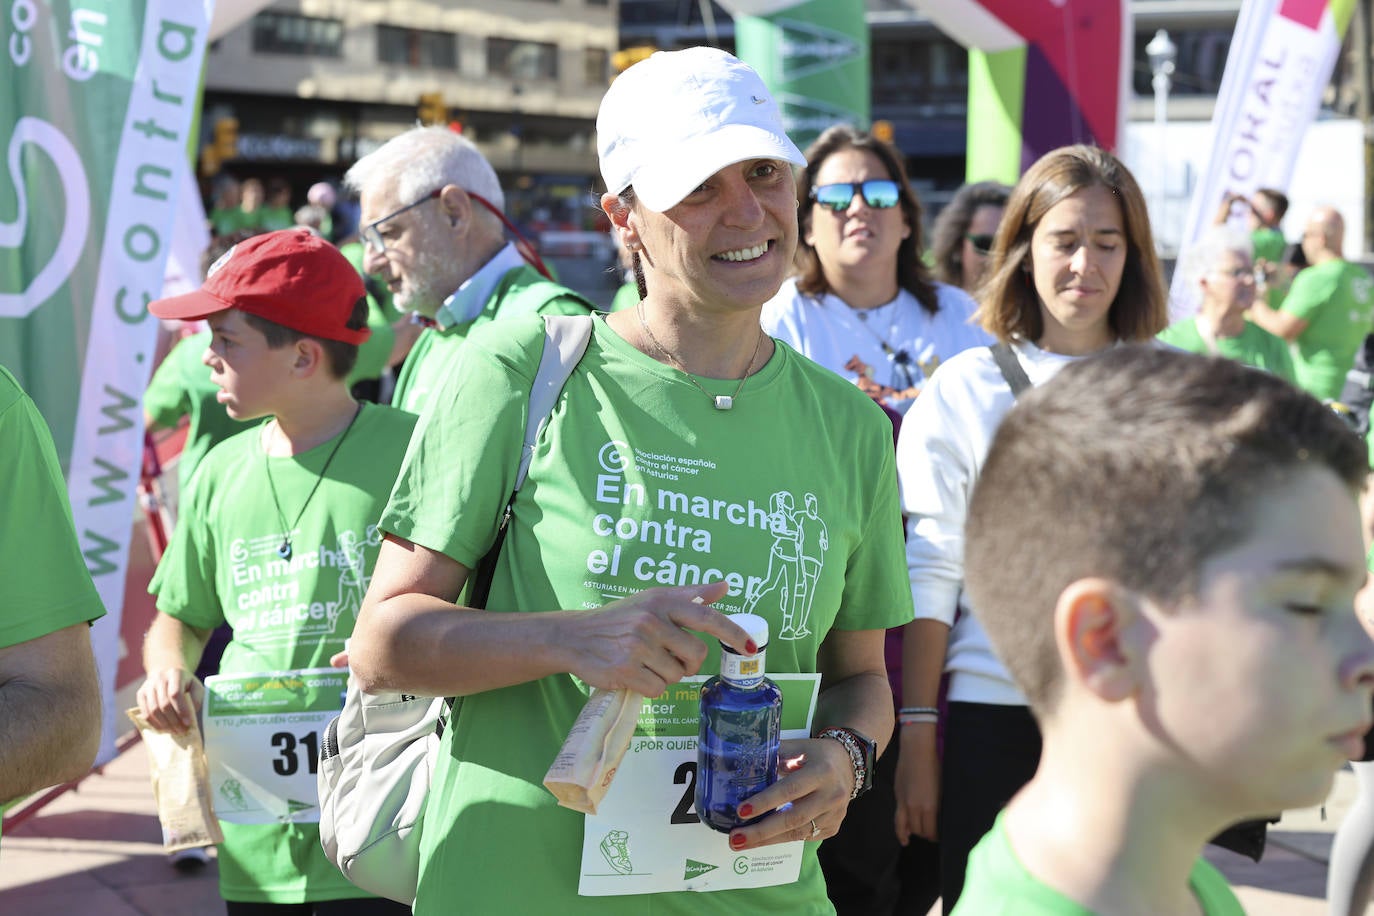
[
  {"left": 202, "top": 668, "right": 346, "bottom": 825},
  {"left": 577, "top": 673, "right": 820, "bottom": 896}
]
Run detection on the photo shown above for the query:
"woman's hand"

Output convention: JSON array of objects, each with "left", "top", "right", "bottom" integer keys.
[
  {"left": 723, "top": 735, "right": 856, "bottom": 849},
  {"left": 894, "top": 723, "right": 940, "bottom": 842},
  {"left": 553, "top": 580, "right": 754, "bottom": 698},
  {"left": 136, "top": 668, "right": 204, "bottom": 734}
]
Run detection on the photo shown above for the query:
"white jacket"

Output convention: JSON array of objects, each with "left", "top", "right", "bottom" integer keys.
[{"left": 895, "top": 339, "right": 1087, "bottom": 705}]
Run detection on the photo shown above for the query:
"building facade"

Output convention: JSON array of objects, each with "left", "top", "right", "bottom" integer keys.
[{"left": 201, "top": 0, "right": 618, "bottom": 239}]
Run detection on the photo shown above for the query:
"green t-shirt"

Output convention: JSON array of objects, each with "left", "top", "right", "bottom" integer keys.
[
  {"left": 952, "top": 814, "right": 1244, "bottom": 915},
  {"left": 1251, "top": 226, "right": 1286, "bottom": 266},
  {"left": 391, "top": 264, "right": 593, "bottom": 414},
  {"left": 0, "top": 366, "right": 106, "bottom": 848},
  {"left": 337, "top": 241, "right": 397, "bottom": 386},
  {"left": 209, "top": 207, "right": 254, "bottom": 238},
  {"left": 1157, "top": 317, "right": 1295, "bottom": 382},
  {"left": 257, "top": 205, "right": 295, "bottom": 232},
  {"left": 149, "top": 402, "right": 416, "bottom": 903},
  {"left": 144, "top": 331, "right": 250, "bottom": 494},
  {"left": 1, "top": 365, "right": 105, "bottom": 648},
  {"left": 609, "top": 281, "right": 639, "bottom": 313},
  {"left": 1281, "top": 258, "right": 1374, "bottom": 400},
  {"left": 381, "top": 314, "right": 913, "bottom": 915}
]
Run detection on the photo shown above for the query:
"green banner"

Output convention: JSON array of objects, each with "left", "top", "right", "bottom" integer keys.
[
  {"left": 1, "top": 1, "right": 212, "bottom": 762},
  {"left": 732, "top": 0, "right": 870, "bottom": 153}
]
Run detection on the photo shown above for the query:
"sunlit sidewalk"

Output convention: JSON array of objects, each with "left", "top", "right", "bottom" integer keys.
[{"left": 0, "top": 738, "right": 1361, "bottom": 915}]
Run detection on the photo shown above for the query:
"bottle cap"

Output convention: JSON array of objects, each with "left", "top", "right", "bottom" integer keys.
[{"left": 726, "top": 613, "right": 769, "bottom": 654}]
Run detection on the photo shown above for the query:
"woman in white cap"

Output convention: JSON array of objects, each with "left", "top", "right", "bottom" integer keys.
[{"left": 351, "top": 47, "right": 911, "bottom": 914}]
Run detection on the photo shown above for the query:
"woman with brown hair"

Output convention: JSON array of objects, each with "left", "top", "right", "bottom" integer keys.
[
  {"left": 929, "top": 180, "right": 1012, "bottom": 294},
  {"left": 762, "top": 125, "right": 989, "bottom": 414},
  {"left": 894, "top": 144, "right": 1168, "bottom": 912}
]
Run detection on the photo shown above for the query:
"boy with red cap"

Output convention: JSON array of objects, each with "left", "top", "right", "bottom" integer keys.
[{"left": 137, "top": 229, "right": 414, "bottom": 915}]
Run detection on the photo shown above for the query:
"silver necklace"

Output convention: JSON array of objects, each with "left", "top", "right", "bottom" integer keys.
[
  {"left": 637, "top": 300, "right": 764, "bottom": 410},
  {"left": 851, "top": 297, "right": 917, "bottom": 388},
  {"left": 262, "top": 404, "right": 361, "bottom": 560}
]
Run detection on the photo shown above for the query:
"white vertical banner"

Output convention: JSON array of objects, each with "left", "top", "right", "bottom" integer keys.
[
  {"left": 79, "top": 7, "right": 210, "bottom": 764},
  {"left": 1170, "top": 0, "right": 1352, "bottom": 318}
]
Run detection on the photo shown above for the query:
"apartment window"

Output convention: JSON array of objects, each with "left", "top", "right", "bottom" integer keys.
[
  {"left": 251, "top": 12, "right": 344, "bottom": 57},
  {"left": 378, "top": 25, "right": 458, "bottom": 70},
  {"left": 489, "top": 38, "right": 559, "bottom": 81},
  {"left": 585, "top": 48, "right": 609, "bottom": 85}
]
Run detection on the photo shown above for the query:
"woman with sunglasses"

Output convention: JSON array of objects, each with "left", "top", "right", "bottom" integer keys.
[
  {"left": 1158, "top": 225, "right": 1294, "bottom": 380},
  {"left": 349, "top": 49, "right": 912, "bottom": 915},
  {"left": 929, "top": 180, "right": 1012, "bottom": 294},
  {"left": 761, "top": 126, "right": 990, "bottom": 916},
  {"left": 762, "top": 125, "right": 990, "bottom": 416},
  {"left": 894, "top": 145, "right": 1168, "bottom": 913}
]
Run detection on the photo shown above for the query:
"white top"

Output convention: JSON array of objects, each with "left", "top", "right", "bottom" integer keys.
[
  {"left": 761, "top": 277, "right": 992, "bottom": 414},
  {"left": 894, "top": 339, "right": 1085, "bottom": 706}
]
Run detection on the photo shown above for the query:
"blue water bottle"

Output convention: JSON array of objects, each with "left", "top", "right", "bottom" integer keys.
[{"left": 696, "top": 613, "right": 782, "bottom": 833}]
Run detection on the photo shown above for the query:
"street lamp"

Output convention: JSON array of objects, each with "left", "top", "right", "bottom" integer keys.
[{"left": 1146, "top": 29, "right": 1177, "bottom": 249}]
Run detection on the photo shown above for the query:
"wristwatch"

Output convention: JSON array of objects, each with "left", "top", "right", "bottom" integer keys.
[{"left": 815, "top": 726, "right": 877, "bottom": 800}]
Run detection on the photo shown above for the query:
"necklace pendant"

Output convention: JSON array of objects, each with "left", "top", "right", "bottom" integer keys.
[
  {"left": 277, "top": 540, "right": 293, "bottom": 560},
  {"left": 713, "top": 395, "right": 734, "bottom": 411}
]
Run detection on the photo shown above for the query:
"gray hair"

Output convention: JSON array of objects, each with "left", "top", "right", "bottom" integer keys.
[
  {"left": 1179, "top": 224, "right": 1253, "bottom": 292},
  {"left": 344, "top": 126, "right": 505, "bottom": 212}
]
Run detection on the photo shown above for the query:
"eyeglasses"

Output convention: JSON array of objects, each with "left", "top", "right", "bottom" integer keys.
[
  {"left": 965, "top": 233, "right": 996, "bottom": 255},
  {"left": 1210, "top": 266, "right": 1256, "bottom": 282},
  {"left": 361, "top": 190, "right": 442, "bottom": 254},
  {"left": 810, "top": 179, "right": 901, "bottom": 212}
]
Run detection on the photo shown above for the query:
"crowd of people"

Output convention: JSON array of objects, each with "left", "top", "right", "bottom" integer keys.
[{"left": 8, "top": 44, "right": 1374, "bottom": 916}]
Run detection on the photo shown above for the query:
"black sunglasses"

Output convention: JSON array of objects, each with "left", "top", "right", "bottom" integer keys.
[
  {"left": 810, "top": 179, "right": 901, "bottom": 212},
  {"left": 965, "top": 233, "right": 995, "bottom": 255}
]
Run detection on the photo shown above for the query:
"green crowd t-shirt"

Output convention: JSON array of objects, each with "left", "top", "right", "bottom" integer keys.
[
  {"left": 1281, "top": 259, "right": 1374, "bottom": 401},
  {"left": 1, "top": 365, "right": 106, "bottom": 651},
  {"left": 1251, "top": 226, "right": 1286, "bottom": 267},
  {"left": 381, "top": 314, "right": 913, "bottom": 915},
  {"left": 1157, "top": 317, "right": 1295, "bottom": 382},
  {"left": 1, "top": 365, "right": 106, "bottom": 847},
  {"left": 952, "top": 814, "right": 1244, "bottom": 915},
  {"left": 149, "top": 402, "right": 416, "bottom": 904},
  {"left": 144, "top": 331, "right": 249, "bottom": 494}
]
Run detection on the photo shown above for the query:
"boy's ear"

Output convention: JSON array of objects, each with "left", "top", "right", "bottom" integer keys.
[
  {"left": 292, "top": 338, "right": 326, "bottom": 377},
  {"left": 1055, "top": 578, "right": 1141, "bottom": 703}
]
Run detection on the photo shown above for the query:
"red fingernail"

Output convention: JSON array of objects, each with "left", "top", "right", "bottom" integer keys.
[
  {"left": 738, "top": 803, "right": 754, "bottom": 818},
  {"left": 730, "top": 833, "right": 746, "bottom": 849},
  {"left": 745, "top": 639, "right": 758, "bottom": 654}
]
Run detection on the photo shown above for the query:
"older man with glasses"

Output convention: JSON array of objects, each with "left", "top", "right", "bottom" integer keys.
[{"left": 344, "top": 127, "right": 593, "bottom": 414}]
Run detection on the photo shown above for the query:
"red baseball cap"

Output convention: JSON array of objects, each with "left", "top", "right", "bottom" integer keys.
[{"left": 150, "top": 228, "right": 369, "bottom": 345}]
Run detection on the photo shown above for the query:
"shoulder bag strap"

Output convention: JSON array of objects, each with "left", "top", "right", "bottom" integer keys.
[
  {"left": 988, "top": 342, "right": 1033, "bottom": 398},
  {"left": 466, "top": 315, "right": 595, "bottom": 610}
]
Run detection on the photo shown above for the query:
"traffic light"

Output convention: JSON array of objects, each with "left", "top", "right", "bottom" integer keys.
[
  {"left": 212, "top": 116, "right": 238, "bottom": 161},
  {"left": 611, "top": 46, "right": 656, "bottom": 75},
  {"left": 417, "top": 92, "right": 447, "bottom": 126}
]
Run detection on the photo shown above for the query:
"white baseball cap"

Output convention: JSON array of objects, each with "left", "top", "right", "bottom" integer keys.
[{"left": 597, "top": 47, "right": 806, "bottom": 213}]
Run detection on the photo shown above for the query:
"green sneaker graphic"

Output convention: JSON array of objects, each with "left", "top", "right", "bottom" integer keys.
[{"left": 600, "top": 829, "right": 633, "bottom": 875}]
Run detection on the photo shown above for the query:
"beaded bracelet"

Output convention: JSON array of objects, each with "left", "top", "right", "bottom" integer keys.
[{"left": 897, "top": 706, "right": 939, "bottom": 716}]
